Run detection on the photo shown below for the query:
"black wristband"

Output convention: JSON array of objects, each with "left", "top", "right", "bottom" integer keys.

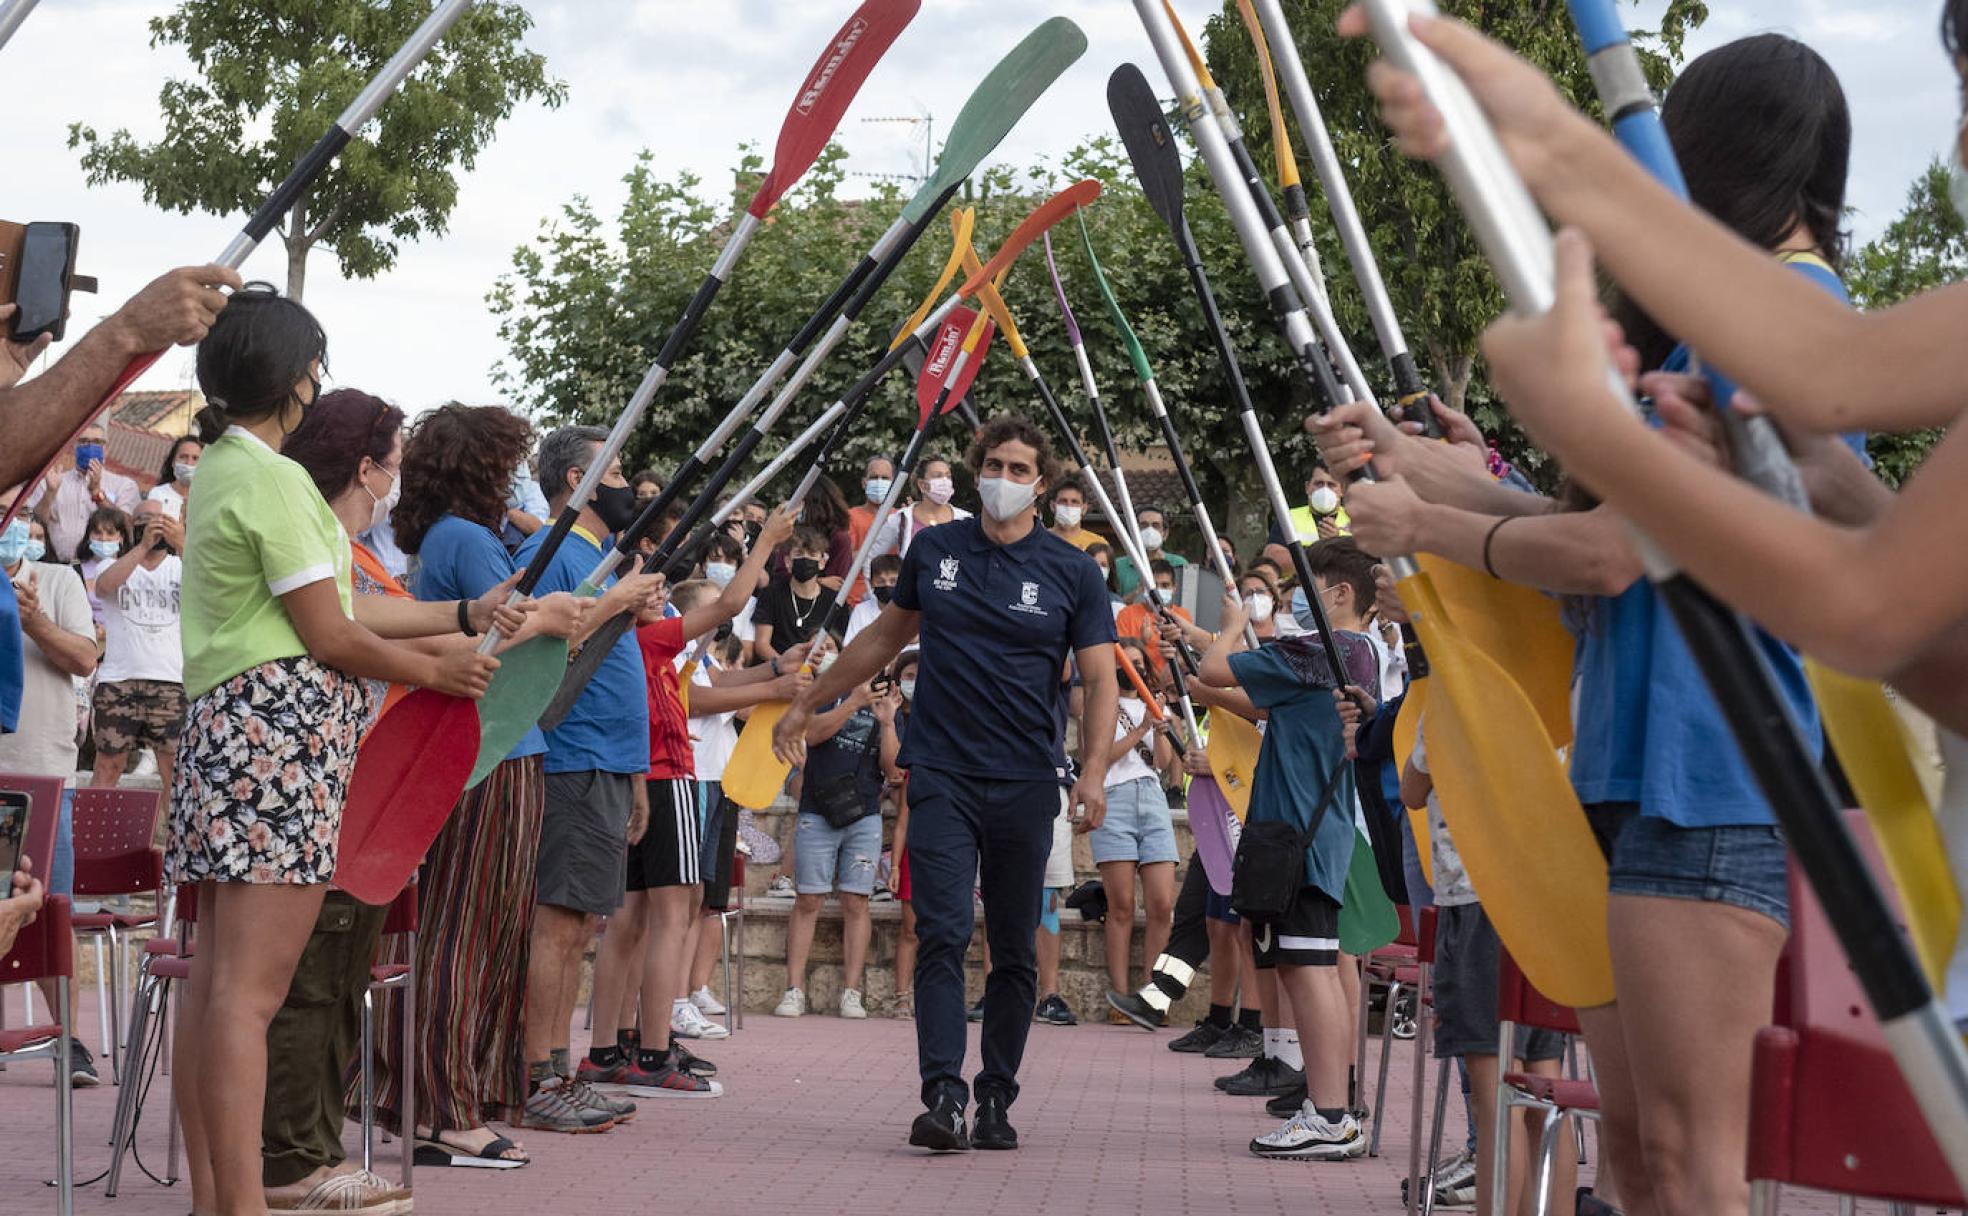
[
  {"left": 1481, "top": 516, "right": 1514, "bottom": 580},
  {"left": 458, "top": 598, "right": 478, "bottom": 636},
  {"left": 770, "top": 657, "right": 782, "bottom": 677}
]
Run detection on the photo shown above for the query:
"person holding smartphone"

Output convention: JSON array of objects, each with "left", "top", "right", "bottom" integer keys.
[{"left": 90, "top": 500, "right": 185, "bottom": 794}]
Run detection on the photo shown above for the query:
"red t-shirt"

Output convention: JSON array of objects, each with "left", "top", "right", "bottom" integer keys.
[{"left": 638, "top": 616, "right": 694, "bottom": 779}]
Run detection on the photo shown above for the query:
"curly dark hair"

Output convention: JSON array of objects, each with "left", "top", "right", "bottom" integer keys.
[
  {"left": 394, "top": 403, "right": 535, "bottom": 555},
  {"left": 964, "top": 414, "right": 1060, "bottom": 493}
]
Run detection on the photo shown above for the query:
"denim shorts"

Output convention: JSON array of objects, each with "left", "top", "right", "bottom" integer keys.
[
  {"left": 794, "top": 811, "right": 882, "bottom": 896},
  {"left": 1091, "top": 776, "right": 1179, "bottom": 866},
  {"left": 1584, "top": 802, "right": 1790, "bottom": 929},
  {"left": 1432, "top": 902, "right": 1568, "bottom": 1060}
]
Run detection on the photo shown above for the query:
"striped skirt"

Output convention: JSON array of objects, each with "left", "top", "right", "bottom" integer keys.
[{"left": 360, "top": 752, "right": 544, "bottom": 1131}]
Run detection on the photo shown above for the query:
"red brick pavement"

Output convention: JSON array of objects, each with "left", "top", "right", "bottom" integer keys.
[{"left": 0, "top": 992, "right": 1854, "bottom": 1216}]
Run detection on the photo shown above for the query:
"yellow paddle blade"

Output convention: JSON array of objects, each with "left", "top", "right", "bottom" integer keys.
[
  {"left": 893, "top": 208, "right": 978, "bottom": 348},
  {"left": 1805, "top": 659, "right": 1961, "bottom": 984},
  {"left": 1396, "top": 675, "right": 1431, "bottom": 884},
  {"left": 1206, "top": 709, "right": 1262, "bottom": 821},
  {"left": 1231, "top": 0, "right": 1301, "bottom": 190},
  {"left": 724, "top": 700, "right": 794, "bottom": 810},
  {"left": 1419, "top": 555, "right": 1574, "bottom": 747},
  {"left": 1404, "top": 573, "right": 1614, "bottom": 1007}
]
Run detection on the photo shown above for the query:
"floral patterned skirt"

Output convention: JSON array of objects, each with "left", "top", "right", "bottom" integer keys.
[{"left": 167, "top": 655, "right": 370, "bottom": 886}]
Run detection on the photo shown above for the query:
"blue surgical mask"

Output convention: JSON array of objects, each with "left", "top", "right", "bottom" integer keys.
[
  {"left": 705, "top": 561, "right": 737, "bottom": 588},
  {"left": 75, "top": 442, "right": 105, "bottom": 471},
  {"left": 90, "top": 539, "right": 121, "bottom": 560},
  {"left": 0, "top": 519, "right": 30, "bottom": 566},
  {"left": 865, "top": 477, "right": 892, "bottom": 504},
  {"left": 23, "top": 540, "right": 44, "bottom": 563}
]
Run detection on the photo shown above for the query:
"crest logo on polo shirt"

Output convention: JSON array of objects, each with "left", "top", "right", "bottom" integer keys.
[
  {"left": 933, "top": 556, "right": 960, "bottom": 591},
  {"left": 1009, "top": 579, "right": 1047, "bottom": 616}
]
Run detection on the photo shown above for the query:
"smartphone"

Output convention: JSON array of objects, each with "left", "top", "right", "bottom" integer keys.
[
  {"left": 10, "top": 221, "right": 80, "bottom": 343},
  {"left": 0, "top": 791, "right": 28, "bottom": 887}
]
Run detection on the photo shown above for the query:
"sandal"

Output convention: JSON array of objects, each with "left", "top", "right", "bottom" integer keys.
[
  {"left": 411, "top": 1128, "right": 529, "bottom": 1169},
  {"left": 266, "top": 1167, "right": 411, "bottom": 1212}
]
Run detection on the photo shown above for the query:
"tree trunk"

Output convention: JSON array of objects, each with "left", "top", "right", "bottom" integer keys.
[{"left": 284, "top": 188, "right": 310, "bottom": 301}]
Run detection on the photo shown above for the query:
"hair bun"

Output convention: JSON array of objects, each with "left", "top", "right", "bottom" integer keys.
[{"left": 193, "top": 402, "right": 231, "bottom": 445}]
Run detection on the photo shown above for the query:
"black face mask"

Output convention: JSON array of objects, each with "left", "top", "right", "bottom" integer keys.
[
  {"left": 790, "top": 557, "right": 822, "bottom": 583},
  {"left": 872, "top": 584, "right": 894, "bottom": 605},
  {"left": 591, "top": 482, "right": 640, "bottom": 536}
]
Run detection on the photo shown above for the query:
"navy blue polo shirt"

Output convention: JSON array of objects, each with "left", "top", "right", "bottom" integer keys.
[{"left": 893, "top": 516, "right": 1114, "bottom": 784}]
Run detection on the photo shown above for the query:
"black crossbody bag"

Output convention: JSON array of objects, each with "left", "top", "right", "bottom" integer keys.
[{"left": 1229, "top": 757, "right": 1347, "bottom": 921}]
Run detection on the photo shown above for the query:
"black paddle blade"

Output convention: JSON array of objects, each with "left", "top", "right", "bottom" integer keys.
[{"left": 1109, "top": 63, "right": 1191, "bottom": 251}]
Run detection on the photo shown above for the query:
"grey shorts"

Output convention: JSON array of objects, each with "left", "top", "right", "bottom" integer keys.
[
  {"left": 537, "top": 770, "right": 636, "bottom": 917},
  {"left": 1432, "top": 902, "right": 1568, "bottom": 1061}
]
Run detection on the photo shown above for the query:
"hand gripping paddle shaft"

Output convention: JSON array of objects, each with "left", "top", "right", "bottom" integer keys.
[
  {"left": 461, "top": 0, "right": 920, "bottom": 787},
  {"left": 723, "top": 306, "right": 996, "bottom": 810},
  {"left": 2, "top": 0, "right": 478, "bottom": 531},
  {"left": 1360, "top": 0, "right": 1968, "bottom": 1166}
]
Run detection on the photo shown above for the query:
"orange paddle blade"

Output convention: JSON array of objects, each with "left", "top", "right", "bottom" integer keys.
[
  {"left": 1115, "top": 644, "right": 1165, "bottom": 719},
  {"left": 955, "top": 178, "right": 1102, "bottom": 298}
]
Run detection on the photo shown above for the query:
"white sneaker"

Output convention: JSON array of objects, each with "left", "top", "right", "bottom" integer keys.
[
  {"left": 672, "top": 998, "right": 731, "bottom": 1040},
  {"left": 839, "top": 988, "right": 868, "bottom": 1019},
  {"left": 689, "top": 985, "right": 728, "bottom": 1017},
  {"left": 1249, "top": 1105, "right": 1362, "bottom": 1161},
  {"left": 766, "top": 874, "right": 796, "bottom": 898},
  {"left": 773, "top": 987, "right": 807, "bottom": 1018}
]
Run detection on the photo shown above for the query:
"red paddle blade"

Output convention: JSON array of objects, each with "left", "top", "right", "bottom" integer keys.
[
  {"left": 332, "top": 690, "right": 480, "bottom": 905},
  {"left": 955, "top": 178, "right": 1103, "bottom": 298},
  {"left": 748, "top": 0, "right": 921, "bottom": 218},
  {"left": 1, "top": 349, "right": 162, "bottom": 530},
  {"left": 915, "top": 305, "right": 995, "bottom": 422}
]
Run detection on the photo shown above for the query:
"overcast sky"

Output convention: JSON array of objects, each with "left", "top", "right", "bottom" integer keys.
[{"left": 4, "top": 0, "right": 1955, "bottom": 418}]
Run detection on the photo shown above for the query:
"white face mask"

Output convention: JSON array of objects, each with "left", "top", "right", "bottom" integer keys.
[
  {"left": 1246, "top": 591, "right": 1275, "bottom": 621},
  {"left": 367, "top": 465, "right": 400, "bottom": 533},
  {"left": 899, "top": 678, "right": 917, "bottom": 701},
  {"left": 977, "top": 475, "right": 1038, "bottom": 522},
  {"left": 1138, "top": 525, "right": 1164, "bottom": 552},
  {"left": 815, "top": 650, "right": 839, "bottom": 674},
  {"left": 1310, "top": 486, "right": 1341, "bottom": 515},
  {"left": 173, "top": 461, "right": 197, "bottom": 485},
  {"left": 1053, "top": 503, "right": 1083, "bottom": 529},
  {"left": 923, "top": 476, "right": 955, "bottom": 505},
  {"left": 705, "top": 561, "right": 737, "bottom": 588}
]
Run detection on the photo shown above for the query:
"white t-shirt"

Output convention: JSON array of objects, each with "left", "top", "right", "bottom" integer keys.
[
  {"left": 146, "top": 482, "right": 187, "bottom": 522},
  {"left": 1412, "top": 728, "right": 1476, "bottom": 907},
  {"left": 1105, "top": 696, "right": 1160, "bottom": 788},
  {"left": 730, "top": 597, "right": 757, "bottom": 644},
  {"left": 1360, "top": 621, "right": 1406, "bottom": 701},
  {"left": 0, "top": 561, "right": 92, "bottom": 779},
  {"left": 689, "top": 655, "right": 738, "bottom": 782},
  {"left": 97, "top": 555, "right": 184, "bottom": 684},
  {"left": 869, "top": 504, "right": 972, "bottom": 557},
  {"left": 843, "top": 595, "right": 882, "bottom": 646}
]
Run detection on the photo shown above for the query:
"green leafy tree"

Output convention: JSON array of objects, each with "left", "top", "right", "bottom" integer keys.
[
  {"left": 70, "top": 0, "right": 564, "bottom": 300},
  {"left": 1203, "top": 0, "right": 1705, "bottom": 486},
  {"left": 1847, "top": 160, "right": 1964, "bottom": 485}
]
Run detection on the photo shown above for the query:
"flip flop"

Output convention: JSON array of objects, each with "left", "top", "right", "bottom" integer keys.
[{"left": 411, "top": 1132, "right": 528, "bottom": 1170}]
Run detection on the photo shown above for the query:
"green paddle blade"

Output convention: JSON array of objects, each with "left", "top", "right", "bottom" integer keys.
[
  {"left": 1338, "top": 826, "right": 1400, "bottom": 956},
  {"left": 466, "top": 635, "right": 571, "bottom": 788},
  {"left": 1078, "top": 210, "right": 1154, "bottom": 382},
  {"left": 899, "top": 16, "right": 1088, "bottom": 224}
]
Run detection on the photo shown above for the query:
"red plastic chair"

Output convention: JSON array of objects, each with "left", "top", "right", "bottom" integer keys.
[
  {"left": 1, "top": 894, "right": 77, "bottom": 1215},
  {"left": 68, "top": 786, "right": 164, "bottom": 1083},
  {"left": 1492, "top": 950, "right": 1599, "bottom": 1216},
  {"left": 359, "top": 884, "right": 417, "bottom": 1188},
  {"left": 1745, "top": 814, "right": 1964, "bottom": 1215},
  {"left": 0, "top": 774, "right": 65, "bottom": 1045}
]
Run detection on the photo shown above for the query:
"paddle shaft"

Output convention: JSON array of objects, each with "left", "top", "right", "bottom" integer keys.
[
  {"left": 0, "top": 0, "right": 477, "bottom": 532},
  {"left": 1361, "top": 0, "right": 1968, "bottom": 1179},
  {"left": 0, "top": 0, "right": 38, "bottom": 51}
]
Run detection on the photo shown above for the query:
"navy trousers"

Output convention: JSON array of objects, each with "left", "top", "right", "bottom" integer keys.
[{"left": 906, "top": 765, "right": 1063, "bottom": 1108}]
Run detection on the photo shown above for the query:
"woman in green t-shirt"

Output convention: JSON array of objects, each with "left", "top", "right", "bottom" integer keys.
[{"left": 165, "top": 286, "right": 500, "bottom": 1216}]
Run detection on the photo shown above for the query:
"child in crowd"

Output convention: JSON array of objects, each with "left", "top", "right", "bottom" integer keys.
[
  {"left": 585, "top": 507, "right": 792, "bottom": 1099},
  {"left": 1094, "top": 637, "right": 1177, "bottom": 1006},
  {"left": 754, "top": 525, "right": 837, "bottom": 663},
  {"left": 844, "top": 552, "right": 904, "bottom": 645},
  {"left": 888, "top": 649, "right": 921, "bottom": 1018},
  {"left": 1201, "top": 592, "right": 1364, "bottom": 1160}
]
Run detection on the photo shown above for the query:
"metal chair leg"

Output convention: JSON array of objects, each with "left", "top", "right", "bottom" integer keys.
[
  {"left": 164, "top": 967, "right": 179, "bottom": 1185},
  {"left": 1369, "top": 977, "right": 1405, "bottom": 1157},
  {"left": 1420, "top": 1052, "right": 1453, "bottom": 1216},
  {"left": 93, "top": 935, "right": 112, "bottom": 1081},
  {"left": 1491, "top": 1020, "right": 1514, "bottom": 1216},
  {"left": 1353, "top": 957, "right": 1371, "bottom": 1110},
  {"left": 360, "top": 988, "right": 375, "bottom": 1173},
  {"left": 55, "top": 984, "right": 73, "bottom": 1216},
  {"left": 1406, "top": 964, "right": 1430, "bottom": 1216},
  {"left": 1530, "top": 1105, "right": 1567, "bottom": 1216},
  {"left": 104, "top": 966, "right": 160, "bottom": 1195},
  {"left": 401, "top": 959, "right": 416, "bottom": 1190},
  {"left": 106, "top": 926, "right": 125, "bottom": 1084},
  {"left": 1748, "top": 1179, "right": 1779, "bottom": 1216},
  {"left": 735, "top": 902, "right": 745, "bottom": 1031}
]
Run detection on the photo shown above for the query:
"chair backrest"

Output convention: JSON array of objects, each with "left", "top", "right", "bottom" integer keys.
[
  {"left": 0, "top": 893, "right": 74, "bottom": 987},
  {"left": 1394, "top": 903, "right": 1417, "bottom": 948},
  {"left": 1497, "top": 946, "right": 1581, "bottom": 1035},
  {"left": 0, "top": 774, "right": 66, "bottom": 884},
  {"left": 1748, "top": 811, "right": 1964, "bottom": 1206},
  {"left": 379, "top": 881, "right": 418, "bottom": 937},
  {"left": 69, "top": 786, "right": 164, "bottom": 898}
]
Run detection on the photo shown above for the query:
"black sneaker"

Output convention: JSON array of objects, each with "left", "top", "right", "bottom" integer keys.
[
  {"left": 1168, "top": 1019, "right": 1227, "bottom": 1053},
  {"left": 1266, "top": 1082, "right": 1310, "bottom": 1117},
  {"left": 1219, "top": 1056, "right": 1305, "bottom": 1097},
  {"left": 1034, "top": 993, "right": 1077, "bottom": 1025},
  {"left": 673, "top": 1041, "right": 717, "bottom": 1078},
  {"left": 908, "top": 1092, "right": 969, "bottom": 1153},
  {"left": 1204, "top": 1023, "right": 1264, "bottom": 1059},
  {"left": 965, "top": 996, "right": 984, "bottom": 1023},
  {"left": 972, "top": 1092, "right": 1017, "bottom": 1150},
  {"left": 1104, "top": 990, "right": 1159, "bottom": 1032},
  {"left": 68, "top": 1039, "right": 99, "bottom": 1088}
]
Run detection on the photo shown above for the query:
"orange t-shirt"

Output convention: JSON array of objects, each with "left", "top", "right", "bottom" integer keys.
[
  {"left": 1115, "top": 600, "right": 1192, "bottom": 678},
  {"left": 845, "top": 503, "right": 881, "bottom": 606}
]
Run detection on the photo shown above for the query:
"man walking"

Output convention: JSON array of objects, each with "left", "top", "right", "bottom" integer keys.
[{"left": 775, "top": 416, "right": 1117, "bottom": 1153}]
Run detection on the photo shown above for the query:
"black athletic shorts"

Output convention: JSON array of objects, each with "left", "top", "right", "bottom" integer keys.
[
  {"left": 1248, "top": 886, "right": 1341, "bottom": 969},
  {"left": 627, "top": 777, "right": 700, "bottom": 891}
]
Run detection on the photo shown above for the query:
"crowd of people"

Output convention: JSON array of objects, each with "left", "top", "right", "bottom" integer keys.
[{"left": 5, "top": 5, "right": 1968, "bottom": 1215}]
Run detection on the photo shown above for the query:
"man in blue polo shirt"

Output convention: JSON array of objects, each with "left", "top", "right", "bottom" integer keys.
[
  {"left": 513, "top": 425, "right": 662, "bottom": 1134},
  {"left": 776, "top": 415, "right": 1118, "bottom": 1154}
]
